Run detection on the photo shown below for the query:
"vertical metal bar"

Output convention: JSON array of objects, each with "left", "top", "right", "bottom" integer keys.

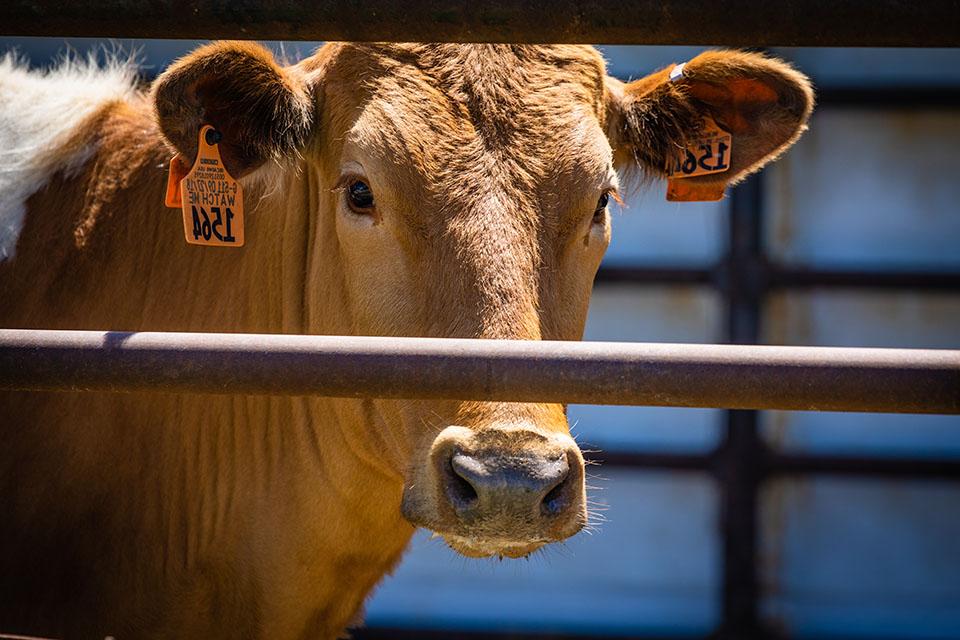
[
  {"left": 717, "top": 174, "right": 767, "bottom": 639},
  {"left": 718, "top": 410, "right": 764, "bottom": 637}
]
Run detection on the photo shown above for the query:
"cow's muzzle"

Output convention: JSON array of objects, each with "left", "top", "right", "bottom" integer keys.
[{"left": 402, "top": 425, "right": 586, "bottom": 558}]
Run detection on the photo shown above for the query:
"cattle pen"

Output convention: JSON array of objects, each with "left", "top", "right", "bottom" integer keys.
[{"left": 2, "top": 2, "right": 960, "bottom": 640}]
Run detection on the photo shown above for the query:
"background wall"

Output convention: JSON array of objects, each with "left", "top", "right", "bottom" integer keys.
[{"left": 3, "top": 38, "right": 958, "bottom": 639}]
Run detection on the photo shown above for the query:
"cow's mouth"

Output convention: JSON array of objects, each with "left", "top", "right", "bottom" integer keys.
[{"left": 436, "top": 532, "right": 547, "bottom": 559}]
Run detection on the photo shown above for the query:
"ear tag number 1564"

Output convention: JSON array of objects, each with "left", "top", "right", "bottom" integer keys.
[
  {"left": 665, "top": 116, "right": 733, "bottom": 202},
  {"left": 165, "top": 125, "right": 245, "bottom": 247},
  {"left": 666, "top": 117, "right": 732, "bottom": 179}
]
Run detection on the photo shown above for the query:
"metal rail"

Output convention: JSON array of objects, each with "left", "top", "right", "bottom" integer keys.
[
  {"left": 2, "top": 0, "right": 959, "bottom": 46},
  {"left": 0, "top": 329, "right": 957, "bottom": 414}
]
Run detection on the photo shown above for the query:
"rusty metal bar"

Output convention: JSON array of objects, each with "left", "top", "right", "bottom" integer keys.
[
  {"left": 0, "top": 329, "right": 957, "bottom": 414},
  {"left": 1, "top": 0, "right": 959, "bottom": 46}
]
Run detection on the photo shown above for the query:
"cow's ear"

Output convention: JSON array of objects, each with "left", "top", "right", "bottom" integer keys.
[
  {"left": 605, "top": 50, "right": 814, "bottom": 191},
  {"left": 152, "top": 41, "right": 315, "bottom": 178}
]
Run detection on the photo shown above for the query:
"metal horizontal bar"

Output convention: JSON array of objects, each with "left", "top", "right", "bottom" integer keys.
[
  {"left": 354, "top": 628, "right": 702, "bottom": 640},
  {"left": 584, "top": 450, "right": 713, "bottom": 472},
  {"left": 594, "top": 264, "right": 960, "bottom": 293},
  {"left": 816, "top": 87, "right": 960, "bottom": 109},
  {"left": 356, "top": 625, "right": 938, "bottom": 640},
  {"left": 769, "top": 266, "right": 960, "bottom": 292},
  {"left": 1, "top": 329, "right": 957, "bottom": 414},
  {"left": 595, "top": 266, "right": 712, "bottom": 287},
  {"left": 1, "top": 0, "right": 959, "bottom": 46},
  {"left": 588, "top": 448, "right": 960, "bottom": 481},
  {"left": 767, "top": 452, "right": 960, "bottom": 480}
]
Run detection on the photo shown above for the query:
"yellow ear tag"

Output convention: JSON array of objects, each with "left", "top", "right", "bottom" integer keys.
[
  {"left": 666, "top": 116, "right": 733, "bottom": 202},
  {"left": 177, "top": 125, "right": 245, "bottom": 247}
]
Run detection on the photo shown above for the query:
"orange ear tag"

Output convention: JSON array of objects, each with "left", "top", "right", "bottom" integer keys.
[
  {"left": 172, "top": 125, "right": 245, "bottom": 247},
  {"left": 666, "top": 116, "right": 733, "bottom": 202},
  {"left": 164, "top": 155, "right": 189, "bottom": 208}
]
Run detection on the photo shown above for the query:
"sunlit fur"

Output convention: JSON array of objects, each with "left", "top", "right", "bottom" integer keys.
[
  {"left": 0, "top": 52, "right": 138, "bottom": 260},
  {"left": 0, "top": 41, "right": 811, "bottom": 639}
]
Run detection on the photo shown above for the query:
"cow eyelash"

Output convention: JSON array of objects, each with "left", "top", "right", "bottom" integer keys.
[{"left": 592, "top": 189, "right": 618, "bottom": 225}]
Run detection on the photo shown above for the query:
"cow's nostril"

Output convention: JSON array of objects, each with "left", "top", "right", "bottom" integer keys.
[
  {"left": 439, "top": 445, "right": 580, "bottom": 525},
  {"left": 445, "top": 457, "right": 479, "bottom": 510},
  {"left": 540, "top": 462, "right": 572, "bottom": 516}
]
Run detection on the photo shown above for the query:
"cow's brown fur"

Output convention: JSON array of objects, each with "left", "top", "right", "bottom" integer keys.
[{"left": 0, "top": 42, "right": 812, "bottom": 638}]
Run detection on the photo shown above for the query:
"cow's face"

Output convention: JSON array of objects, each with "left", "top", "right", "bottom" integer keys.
[{"left": 154, "top": 42, "right": 812, "bottom": 557}]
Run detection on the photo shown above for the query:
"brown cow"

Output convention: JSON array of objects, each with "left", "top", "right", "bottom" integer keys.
[{"left": 0, "top": 42, "right": 812, "bottom": 638}]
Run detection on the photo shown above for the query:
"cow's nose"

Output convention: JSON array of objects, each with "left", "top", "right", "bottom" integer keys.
[
  {"left": 408, "top": 425, "right": 587, "bottom": 554},
  {"left": 442, "top": 448, "right": 576, "bottom": 521}
]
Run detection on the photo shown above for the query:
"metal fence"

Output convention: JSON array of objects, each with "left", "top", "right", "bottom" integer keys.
[
  {"left": 2, "top": 330, "right": 957, "bottom": 414},
  {"left": 2, "top": 0, "right": 959, "bottom": 46},
  {"left": 2, "top": 3, "right": 960, "bottom": 640}
]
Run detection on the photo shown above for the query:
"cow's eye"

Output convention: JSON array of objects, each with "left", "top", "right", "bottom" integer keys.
[
  {"left": 592, "top": 192, "right": 610, "bottom": 224},
  {"left": 347, "top": 180, "right": 375, "bottom": 213}
]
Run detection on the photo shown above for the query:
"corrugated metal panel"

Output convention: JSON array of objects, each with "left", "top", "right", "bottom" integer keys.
[
  {"left": 604, "top": 194, "right": 724, "bottom": 266},
  {"left": 764, "top": 110, "right": 960, "bottom": 269},
  {"left": 761, "top": 479, "right": 960, "bottom": 639},
  {"left": 769, "top": 48, "right": 960, "bottom": 88}
]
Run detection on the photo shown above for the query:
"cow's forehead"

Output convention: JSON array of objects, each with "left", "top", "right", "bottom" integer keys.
[
  {"left": 319, "top": 43, "right": 612, "bottom": 185},
  {"left": 329, "top": 43, "right": 607, "bottom": 109}
]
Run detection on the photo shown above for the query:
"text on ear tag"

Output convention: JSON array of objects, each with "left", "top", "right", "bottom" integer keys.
[
  {"left": 666, "top": 116, "right": 732, "bottom": 202},
  {"left": 178, "top": 125, "right": 245, "bottom": 247},
  {"left": 667, "top": 117, "right": 732, "bottom": 179}
]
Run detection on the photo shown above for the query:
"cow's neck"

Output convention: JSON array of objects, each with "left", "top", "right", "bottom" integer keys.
[{"left": 2, "top": 102, "right": 415, "bottom": 633}]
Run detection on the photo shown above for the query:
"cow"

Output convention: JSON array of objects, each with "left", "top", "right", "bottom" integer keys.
[{"left": 0, "top": 41, "right": 813, "bottom": 638}]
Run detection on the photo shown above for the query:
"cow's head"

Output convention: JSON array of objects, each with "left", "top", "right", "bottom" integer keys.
[{"left": 154, "top": 42, "right": 812, "bottom": 558}]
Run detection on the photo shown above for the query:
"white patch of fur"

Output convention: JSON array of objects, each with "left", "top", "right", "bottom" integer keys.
[{"left": 0, "top": 51, "right": 139, "bottom": 261}]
